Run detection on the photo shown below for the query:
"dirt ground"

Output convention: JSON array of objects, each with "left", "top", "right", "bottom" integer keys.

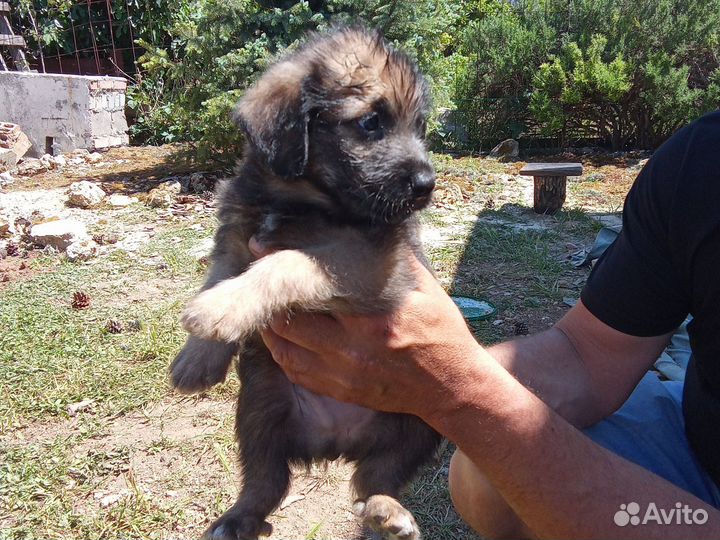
[{"left": 0, "top": 145, "right": 641, "bottom": 540}]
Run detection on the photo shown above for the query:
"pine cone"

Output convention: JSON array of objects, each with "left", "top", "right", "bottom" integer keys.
[
  {"left": 513, "top": 321, "right": 529, "bottom": 336},
  {"left": 92, "top": 233, "right": 118, "bottom": 245},
  {"left": 105, "top": 319, "right": 124, "bottom": 334},
  {"left": 13, "top": 217, "right": 31, "bottom": 235},
  {"left": 71, "top": 291, "right": 91, "bottom": 310},
  {"left": 6, "top": 241, "right": 19, "bottom": 257}
]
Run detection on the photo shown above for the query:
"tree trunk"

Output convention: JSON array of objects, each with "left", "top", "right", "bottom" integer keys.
[{"left": 533, "top": 176, "right": 567, "bottom": 215}]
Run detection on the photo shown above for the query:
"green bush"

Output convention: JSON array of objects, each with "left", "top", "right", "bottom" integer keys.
[
  {"left": 455, "top": 0, "right": 720, "bottom": 150},
  {"left": 128, "top": 0, "right": 463, "bottom": 164},
  {"left": 450, "top": 5, "right": 554, "bottom": 150},
  {"left": 21, "top": 0, "right": 720, "bottom": 155},
  {"left": 530, "top": 35, "right": 633, "bottom": 148}
]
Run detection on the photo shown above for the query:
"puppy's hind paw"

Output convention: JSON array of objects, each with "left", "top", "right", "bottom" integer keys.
[
  {"left": 170, "top": 337, "right": 237, "bottom": 394},
  {"left": 354, "top": 495, "right": 420, "bottom": 540}
]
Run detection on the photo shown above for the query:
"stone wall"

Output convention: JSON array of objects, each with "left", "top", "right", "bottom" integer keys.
[{"left": 0, "top": 72, "right": 129, "bottom": 157}]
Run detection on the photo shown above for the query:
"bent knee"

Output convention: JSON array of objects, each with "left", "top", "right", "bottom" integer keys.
[{"left": 449, "top": 449, "right": 534, "bottom": 540}]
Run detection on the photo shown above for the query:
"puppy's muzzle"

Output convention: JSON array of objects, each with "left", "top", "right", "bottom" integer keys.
[
  {"left": 408, "top": 170, "right": 436, "bottom": 209},
  {"left": 410, "top": 170, "right": 436, "bottom": 197}
]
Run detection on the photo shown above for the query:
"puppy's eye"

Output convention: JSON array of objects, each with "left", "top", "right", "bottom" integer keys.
[{"left": 359, "top": 113, "right": 381, "bottom": 132}]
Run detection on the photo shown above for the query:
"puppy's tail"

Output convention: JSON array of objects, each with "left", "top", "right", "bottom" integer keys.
[{"left": 181, "top": 250, "right": 336, "bottom": 343}]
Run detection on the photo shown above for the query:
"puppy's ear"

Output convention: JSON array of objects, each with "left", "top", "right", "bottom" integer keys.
[{"left": 234, "top": 61, "right": 311, "bottom": 178}]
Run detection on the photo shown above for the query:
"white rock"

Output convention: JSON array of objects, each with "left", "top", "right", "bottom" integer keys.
[
  {"left": 0, "top": 149, "right": 18, "bottom": 169},
  {"left": 53, "top": 155, "right": 67, "bottom": 168},
  {"left": 67, "top": 398, "right": 95, "bottom": 416},
  {"left": 115, "top": 231, "right": 151, "bottom": 252},
  {"left": 108, "top": 194, "right": 139, "bottom": 207},
  {"left": 0, "top": 171, "right": 14, "bottom": 187},
  {"left": 146, "top": 181, "right": 182, "bottom": 208},
  {"left": 16, "top": 158, "right": 46, "bottom": 176},
  {"left": 164, "top": 180, "right": 182, "bottom": 194},
  {"left": 98, "top": 492, "right": 125, "bottom": 508},
  {"left": 40, "top": 153, "right": 56, "bottom": 170},
  {"left": 67, "top": 181, "right": 106, "bottom": 208},
  {"left": 66, "top": 239, "right": 99, "bottom": 261},
  {"left": 29, "top": 219, "right": 88, "bottom": 250},
  {"left": 86, "top": 152, "right": 103, "bottom": 164},
  {"left": 188, "top": 238, "right": 214, "bottom": 260}
]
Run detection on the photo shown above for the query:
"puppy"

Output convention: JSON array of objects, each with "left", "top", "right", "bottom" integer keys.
[{"left": 170, "top": 27, "right": 442, "bottom": 540}]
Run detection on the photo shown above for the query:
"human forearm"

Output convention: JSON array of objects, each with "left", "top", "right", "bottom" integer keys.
[
  {"left": 488, "top": 301, "right": 674, "bottom": 428},
  {"left": 488, "top": 328, "right": 601, "bottom": 427},
  {"left": 430, "top": 351, "right": 720, "bottom": 539}
]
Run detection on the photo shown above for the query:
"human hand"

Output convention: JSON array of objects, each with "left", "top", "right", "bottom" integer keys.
[{"left": 254, "top": 243, "right": 488, "bottom": 423}]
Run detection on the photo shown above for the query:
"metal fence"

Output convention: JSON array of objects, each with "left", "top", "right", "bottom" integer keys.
[{"left": 7, "top": 0, "right": 142, "bottom": 76}]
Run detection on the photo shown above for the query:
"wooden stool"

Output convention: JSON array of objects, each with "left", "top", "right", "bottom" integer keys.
[{"left": 520, "top": 162, "right": 583, "bottom": 215}]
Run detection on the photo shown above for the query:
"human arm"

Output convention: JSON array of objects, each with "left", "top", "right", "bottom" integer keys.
[
  {"left": 261, "top": 258, "right": 719, "bottom": 538},
  {"left": 487, "top": 299, "right": 673, "bottom": 427}
]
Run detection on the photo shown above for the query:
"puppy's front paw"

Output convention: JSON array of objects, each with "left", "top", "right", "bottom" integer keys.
[
  {"left": 170, "top": 337, "right": 237, "bottom": 394},
  {"left": 202, "top": 511, "right": 272, "bottom": 540},
  {"left": 354, "top": 495, "right": 420, "bottom": 540},
  {"left": 181, "top": 283, "right": 263, "bottom": 343}
]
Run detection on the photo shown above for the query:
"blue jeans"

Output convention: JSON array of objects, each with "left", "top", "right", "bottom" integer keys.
[{"left": 584, "top": 372, "right": 720, "bottom": 507}]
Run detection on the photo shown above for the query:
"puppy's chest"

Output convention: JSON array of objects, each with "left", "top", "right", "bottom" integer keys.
[
  {"left": 252, "top": 211, "right": 355, "bottom": 249},
  {"left": 292, "top": 384, "right": 377, "bottom": 455}
]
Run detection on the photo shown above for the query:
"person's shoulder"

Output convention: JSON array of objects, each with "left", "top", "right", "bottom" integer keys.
[
  {"left": 691, "top": 109, "right": 720, "bottom": 133},
  {"left": 654, "top": 110, "right": 720, "bottom": 166},
  {"left": 637, "top": 111, "right": 720, "bottom": 194}
]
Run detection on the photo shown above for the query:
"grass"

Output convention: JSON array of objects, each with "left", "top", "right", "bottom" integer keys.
[
  {"left": 0, "top": 151, "right": 621, "bottom": 539},
  {"left": 0, "top": 228, "right": 204, "bottom": 429}
]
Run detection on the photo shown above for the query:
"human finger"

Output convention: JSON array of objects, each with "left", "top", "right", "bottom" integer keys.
[
  {"left": 268, "top": 312, "right": 345, "bottom": 353},
  {"left": 248, "top": 235, "right": 274, "bottom": 258},
  {"left": 261, "top": 328, "right": 316, "bottom": 381}
]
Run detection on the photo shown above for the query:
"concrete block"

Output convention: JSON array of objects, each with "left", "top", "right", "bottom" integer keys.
[
  {"left": 29, "top": 219, "right": 89, "bottom": 251},
  {"left": 0, "top": 123, "right": 31, "bottom": 161},
  {"left": 0, "top": 148, "right": 17, "bottom": 169},
  {"left": 0, "top": 72, "right": 129, "bottom": 156}
]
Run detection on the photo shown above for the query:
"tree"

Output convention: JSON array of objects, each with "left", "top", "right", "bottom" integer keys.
[
  {"left": 530, "top": 35, "right": 633, "bottom": 148},
  {"left": 451, "top": 4, "right": 555, "bottom": 149},
  {"left": 129, "top": 0, "right": 463, "bottom": 163},
  {"left": 455, "top": 0, "right": 720, "bottom": 150}
]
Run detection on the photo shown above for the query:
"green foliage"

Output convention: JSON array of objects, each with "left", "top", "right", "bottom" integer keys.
[
  {"left": 129, "top": 0, "right": 463, "bottom": 164},
  {"left": 13, "top": 0, "right": 185, "bottom": 72},
  {"left": 18, "top": 0, "right": 720, "bottom": 154},
  {"left": 530, "top": 35, "right": 633, "bottom": 148},
  {"left": 454, "top": 0, "right": 720, "bottom": 150},
  {"left": 450, "top": 5, "right": 555, "bottom": 149}
]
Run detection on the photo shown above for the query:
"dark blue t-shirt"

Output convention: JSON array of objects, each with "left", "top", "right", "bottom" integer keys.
[{"left": 581, "top": 111, "right": 720, "bottom": 485}]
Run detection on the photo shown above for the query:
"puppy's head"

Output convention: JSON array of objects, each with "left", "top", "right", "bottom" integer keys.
[{"left": 235, "top": 26, "right": 435, "bottom": 225}]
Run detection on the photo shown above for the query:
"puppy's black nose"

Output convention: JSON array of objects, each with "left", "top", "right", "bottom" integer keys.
[{"left": 410, "top": 171, "right": 436, "bottom": 197}]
